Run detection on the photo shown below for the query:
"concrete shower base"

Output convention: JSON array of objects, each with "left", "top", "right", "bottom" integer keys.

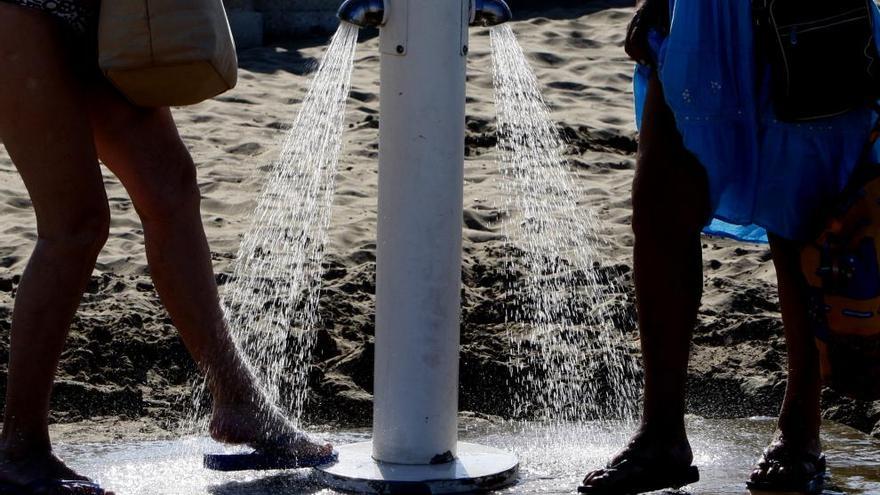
[{"left": 58, "top": 418, "right": 879, "bottom": 494}]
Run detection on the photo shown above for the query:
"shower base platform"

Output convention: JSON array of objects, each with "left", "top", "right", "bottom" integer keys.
[
  {"left": 57, "top": 418, "right": 879, "bottom": 494},
  {"left": 314, "top": 441, "right": 519, "bottom": 493}
]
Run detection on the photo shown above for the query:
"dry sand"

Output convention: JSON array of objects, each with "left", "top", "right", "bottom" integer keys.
[{"left": 0, "top": 0, "right": 878, "bottom": 443}]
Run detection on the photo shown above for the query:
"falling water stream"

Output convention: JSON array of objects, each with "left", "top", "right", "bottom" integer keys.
[
  {"left": 187, "top": 21, "right": 640, "bottom": 438},
  {"left": 189, "top": 22, "right": 360, "bottom": 428},
  {"left": 489, "top": 24, "right": 640, "bottom": 428}
]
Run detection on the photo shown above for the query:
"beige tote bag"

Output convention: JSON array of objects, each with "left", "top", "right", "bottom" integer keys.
[{"left": 98, "top": 0, "right": 238, "bottom": 107}]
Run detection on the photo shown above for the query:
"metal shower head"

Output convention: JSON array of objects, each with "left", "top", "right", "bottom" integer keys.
[
  {"left": 471, "top": 0, "right": 513, "bottom": 27},
  {"left": 337, "top": 0, "right": 386, "bottom": 28}
]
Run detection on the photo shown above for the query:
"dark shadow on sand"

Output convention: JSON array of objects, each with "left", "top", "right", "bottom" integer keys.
[
  {"left": 236, "top": 29, "right": 379, "bottom": 75},
  {"left": 510, "top": 0, "right": 634, "bottom": 20}
]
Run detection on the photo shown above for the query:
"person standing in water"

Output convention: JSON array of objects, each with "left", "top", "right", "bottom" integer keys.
[
  {"left": 580, "top": 0, "right": 880, "bottom": 493},
  {"left": 0, "top": 1, "right": 331, "bottom": 493}
]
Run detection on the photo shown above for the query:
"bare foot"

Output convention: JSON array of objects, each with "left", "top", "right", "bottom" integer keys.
[
  {"left": 209, "top": 400, "right": 332, "bottom": 459},
  {"left": 0, "top": 446, "right": 113, "bottom": 494},
  {"left": 580, "top": 426, "right": 694, "bottom": 493},
  {"left": 749, "top": 430, "right": 824, "bottom": 489}
]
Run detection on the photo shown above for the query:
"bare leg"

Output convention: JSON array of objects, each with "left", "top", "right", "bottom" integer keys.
[
  {"left": 87, "top": 82, "right": 330, "bottom": 456},
  {"left": 750, "top": 235, "right": 822, "bottom": 485},
  {"left": 0, "top": 3, "right": 111, "bottom": 488},
  {"left": 582, "top": 74, "right": 709, "bottom": 490}
]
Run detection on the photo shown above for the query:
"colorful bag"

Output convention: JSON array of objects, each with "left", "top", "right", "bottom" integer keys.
[
  {"left": 98, "top": 0, "right": 238, "bottom": 107},
  {"left": 802, "top": 128, "right": 880, "bottom": 400}
]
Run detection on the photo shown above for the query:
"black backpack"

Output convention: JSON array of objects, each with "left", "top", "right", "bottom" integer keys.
[{"left": 753, "top": 0, "right": 880, "bottom": 122}]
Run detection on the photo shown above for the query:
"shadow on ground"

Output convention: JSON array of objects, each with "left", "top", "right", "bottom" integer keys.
[
  {"left": 236, "top": 29, "right": 377, "bottom": 75},
  {"left": 511, "top": 0, "right": 634, "bottom": 20}
]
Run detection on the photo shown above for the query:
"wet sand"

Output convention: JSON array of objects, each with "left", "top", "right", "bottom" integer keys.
[{"left": 0, "top": 0, "right": 878, "bottom": 451}]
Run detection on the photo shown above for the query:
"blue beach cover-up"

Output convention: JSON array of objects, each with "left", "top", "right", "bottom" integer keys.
[{"left": 633, "top": 0, "right": 880, "bottom": 243}]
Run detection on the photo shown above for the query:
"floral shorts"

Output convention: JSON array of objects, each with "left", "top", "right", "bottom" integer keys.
[{"left": 1, "top": 0, "right": 100, "bottom": 35}]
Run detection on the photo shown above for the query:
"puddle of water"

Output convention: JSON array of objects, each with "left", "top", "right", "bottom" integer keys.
[{"left": 59, "top": 419, "right": 879, "bottom": 495}]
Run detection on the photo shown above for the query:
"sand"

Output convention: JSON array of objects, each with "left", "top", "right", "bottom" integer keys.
[{"left": 0, "top": 0, "right": 878, "bottom": 444}]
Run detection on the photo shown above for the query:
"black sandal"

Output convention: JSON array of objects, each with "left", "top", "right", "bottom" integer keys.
[
  {"left": 578, "top": 457, "right": 700, "bottom": 494},
  {"left": 203, "top": 432, "right": 337, "bottom": 472},
  {"left": 746, "top": 448, "right": 827, "bottom": 494}
]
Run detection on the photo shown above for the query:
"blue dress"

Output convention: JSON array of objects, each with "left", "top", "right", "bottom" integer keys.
[{"left": 633, "top": 0, "right": 880, "bottom": 243}]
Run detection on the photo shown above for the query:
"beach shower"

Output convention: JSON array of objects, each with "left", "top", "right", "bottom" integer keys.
[{"left": 315, "top": 0, "right": 518, "bottom": 493}]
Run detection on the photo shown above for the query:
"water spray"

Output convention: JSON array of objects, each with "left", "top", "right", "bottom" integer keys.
[{"left": 315, "top": 0, "right": 518, "bottom": 493}]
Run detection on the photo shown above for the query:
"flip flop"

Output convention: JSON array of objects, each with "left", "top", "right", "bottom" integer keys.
[
  {"left": 204, "top": 433, "right": 338, "bottom": 472},
  {"left": 203, "top": 449, "right": 338, "bottom": 472},
  {"left": 746, "top": 448, "right": 827, "bottom": 494},
  {"left": 578, "top": 457, "right": 700, "bottom": 494},
  {"left": 0, "top": 479, "right": 106, "bottom": 495}
]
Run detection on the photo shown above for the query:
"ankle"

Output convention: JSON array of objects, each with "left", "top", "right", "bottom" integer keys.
[
  {"left": 778, "top": 402, "right": 820, "bottom": 435},
  {"left": 639, "top": 417, "right": 687, "bottom": 440},
  {"left": 205, "top": 366, "right": 263, "bottom": 409},
  {"left": 0, "top": 430, "right": 51, "bottom": 459},
  {"left": 776, "top": 423, "right": 821, "bottom": 449},
  {"left": 211, "top": 387, "right": 265, "bottom": 412},
  {"left": 778, "top": 413, "right": 820, "bottom": 431},
  {"left": 613, "top": 424, "right": 694, "bottom": 468}
]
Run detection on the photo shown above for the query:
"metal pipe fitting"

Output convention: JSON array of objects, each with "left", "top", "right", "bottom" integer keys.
[
  {"left": 471, "top": 0, "right": 512, "bottom": 27},
  {"left": 337, "top": 0, "right": 386, "bottom": 28}
]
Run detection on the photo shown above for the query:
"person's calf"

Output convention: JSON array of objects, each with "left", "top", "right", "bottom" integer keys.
[{"left": 766, "top": 234, "right": 823, "bottom": 452}]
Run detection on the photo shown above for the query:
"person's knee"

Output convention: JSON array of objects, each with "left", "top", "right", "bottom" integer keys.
[
  {"left": 631, "top": 173, "right": 707, "bottom": 238},
  {"left": 631, "top": 145, "right": 711, "bottom": 239},
  {"left": 94, "top": 104, "right": 202, "bottom": 224},
  {"left": 132, "top": 153, "right": 201, "bottom": 223},
  {"left": 38, "top": 205, "right": 110, "bottom": 260}
]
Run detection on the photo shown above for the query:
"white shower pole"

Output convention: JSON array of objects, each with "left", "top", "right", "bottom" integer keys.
[
  {"left": 317, "top": 0, "right": 517, "bottom": 491},
  {"left": 371, "top": 0, "right": 467, "bottom": 465}
]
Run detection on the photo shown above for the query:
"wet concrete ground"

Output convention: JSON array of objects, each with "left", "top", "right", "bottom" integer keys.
[{"left": 59, "top": 418, "right": 879, "bottom": 494}]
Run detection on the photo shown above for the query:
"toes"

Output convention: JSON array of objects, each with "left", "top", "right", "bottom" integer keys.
[
  {"left": 581, "top": 469, "right": 606, "bottom": 486},
  {"left": 751, "top": 463, "right": 790, "bottom": 484},
  {"left": 776, "top": 465, "right": 789, "bottom": 479},
  {"left": 751, "top": 465, "right": 773, "bottom": 483},
  {"left": 290, "top": 437, "right": 333, "bottom": 457},
  {"left": 581, "top": 468, "right": 622, "bottom": 489}
]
